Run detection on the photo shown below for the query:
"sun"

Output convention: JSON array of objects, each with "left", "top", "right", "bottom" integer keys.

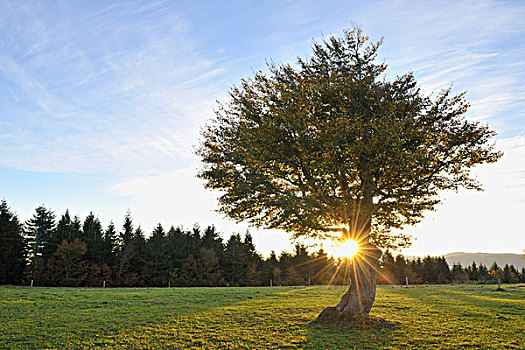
[{"left": 328, "top": 240, "right": 360, "bottom": 259}]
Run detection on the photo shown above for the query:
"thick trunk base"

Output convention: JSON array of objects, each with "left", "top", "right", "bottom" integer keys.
[{"left": 317, "top": 243, "right": 382, "bottom": 323}]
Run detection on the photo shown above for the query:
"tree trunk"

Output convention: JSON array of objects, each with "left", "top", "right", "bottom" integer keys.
[{"left": 317, "top": 242, "right": 382, "bottom": 322}]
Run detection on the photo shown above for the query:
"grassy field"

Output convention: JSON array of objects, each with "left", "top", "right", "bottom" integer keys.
[{"left": 0, "top": 284, "right": 523, "bottom": 349}]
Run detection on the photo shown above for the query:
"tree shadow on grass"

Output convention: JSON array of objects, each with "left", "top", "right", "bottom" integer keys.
[{"left": 305, "top": 316, "right": 400, "bottom": 349}]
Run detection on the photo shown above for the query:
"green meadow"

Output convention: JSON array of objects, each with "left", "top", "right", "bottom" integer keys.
[{"left": 0, "top": 284, "right": 523, "bottom": 349}]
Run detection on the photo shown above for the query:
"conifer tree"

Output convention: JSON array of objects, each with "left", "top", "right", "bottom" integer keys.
[
  {"left": 129, "top": 226, "right": 147, "bottom": 285},
  {"left": 146, "top": 223, "right": 170, "bottom": 286},
  {"left": 81, "top": 212, "right": 105, "bottom": 265},
  {"left": 202, "top": 225, "right": 224, "bottom": 257},
  {"left": 166, "top": 226, "right": 187, "bottom": 270},
  {"left": 223, "top": 233, "right": 246, "bottom": 285},
  {"left": 0, "top": 200, "right": 26, "bottom": 284},
  {"left": 120, "top": 211, "right": 134, "bottom": 247},
  {"left": 25, "top": 205, "right": 56, "bottom": 284},
  {"left": 102, "top": 221, "right": 118, "bottom": 268},
  {"left": 54, "top": 210, "right": 83, "bottom": 245}
]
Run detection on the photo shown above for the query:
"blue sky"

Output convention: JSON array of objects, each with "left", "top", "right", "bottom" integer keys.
[{"left": 1, "top": 0, "right": 524, "bottom": 256}]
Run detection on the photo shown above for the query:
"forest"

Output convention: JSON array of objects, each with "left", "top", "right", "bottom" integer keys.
[{"left": 1, "top": 199, "right": 524, "bottom": 287}]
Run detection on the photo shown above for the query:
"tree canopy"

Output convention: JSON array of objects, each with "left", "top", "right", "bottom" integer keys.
[{"left": 197, "top": 28, "right": 502, "bottom": 250}]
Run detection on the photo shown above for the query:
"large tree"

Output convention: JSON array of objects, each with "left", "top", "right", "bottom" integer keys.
[{"left": 197, "top": 28, "right": 501, "bottom": 320}]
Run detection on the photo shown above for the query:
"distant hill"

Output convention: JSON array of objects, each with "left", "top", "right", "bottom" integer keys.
[{"left": 443, "top": 252, "right": 525, "bottom": 270}]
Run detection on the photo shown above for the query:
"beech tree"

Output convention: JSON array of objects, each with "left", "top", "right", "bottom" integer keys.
[{"left": 197, "top": 28, "right": 501, "bottom": 320}]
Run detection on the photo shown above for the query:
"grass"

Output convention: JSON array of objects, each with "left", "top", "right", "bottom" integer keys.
[{"left": 0, "top": 284, "right": 523, "bottom": 349}]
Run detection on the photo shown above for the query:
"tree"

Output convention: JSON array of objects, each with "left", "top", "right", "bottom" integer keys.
[
  {"left": 45, "top": 239, "right": 88, "bottom": 286},
  {"left": 223, "top": 233, "right": 245, "bottom": 285},
  {"left": 145, "top": 223, "right": 170, "bottom": 286},
  {"left": 80, "top": 212, "right": 105, "bottom": 265},
  {"left": 116, "top": 212, "right": 136, "bottom": 285},
  {"left": 197, "top": 248, "right": 225, "bottom": 286},
  {"left": 25, "top": 205, "right": 56, "bottom": 284},
  {"left": 129, "top": 226, "right": 148, "bottom": 286},
  {"left": 0, "top": 200, "right": 27, "bottom": 284},
  {"left": 102, "top": 221, "right": 118, "bottom": 268},
  {"left": 197, "top": 28, "right": 501, "bottom": 320},
  {"left": 54, "top": 210, "right": 82, "bottom": 246},
  {"left": 490, "top": 264, "right": 504, "bottom": 290},
  {"left": 119, "top": 210, "right": 134, "bottom": 247}
]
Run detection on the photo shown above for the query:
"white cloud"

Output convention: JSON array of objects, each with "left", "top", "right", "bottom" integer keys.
[
  {"left": 0, "top": 1, "right": 224, "bottom": 176},
  {"left": 111, "top": 165, "right": 294, "bottom": 255},
  {"left": 366, "top": 0, "right": 525, "bottom": 124}
]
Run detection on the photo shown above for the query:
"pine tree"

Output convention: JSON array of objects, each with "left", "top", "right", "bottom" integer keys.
[
  {"left": 25, "top": 205, "right": 56, "bottom": 284},
  {"left": 146, "top": 223, "right": 170, "bottom": 286},
  {"left": 468, "top": 261, "right": 479, "bottom": 281},
  {"left": 102, "top": 221, "right": 118, "bottom": 268},
  {"left": 202, "top": 225, "right": 224, "bottom": 258},
  {"left": 166, "top": 226, "right": 186, "bottom": 270},
  {"left": 50, "top": 210, "right": 78, "bottom": 255},
  {"left": 197, "top": 248, "right": 224, "bottom": 286},
  {"left": 120, "top": 211, "right": 134, "bottom": 247},
  {"left": 422, "top": 256, "right": 437, "bottom": 283},
  {"left": 129, "top": 226, "right": 147, "bottom": 285},
  {"left": 0, "top": 200, "right": 27, "bottom": 284},
  {"left": 393, "top": 255, "right": 408, "bottom": 284},
  {"left": 116, "top": 212, "right": 135, "bottom": 285},
  {"left": 310, "top": 249, "right": 335, "bottom": 285},
  {"left": 188, "top": 225, "right": 203, "bottom": 257},
  {"left": 478, "top": 263, "right": 489, "bottom": 281},
  {"left": 452, "top": 263, "right": 467, "bottom": 282},
  {"left": 378, "top": 251, "right": 395, "bottom": 284},
  {"left": 436, "top": 257, "right": 452, "bottom": 283},
  {"left": 80, "top": 212, "right": 105, "bottom": 265},
  {"left": 223, "top": 233, "right": 245, "bottom": 285}
]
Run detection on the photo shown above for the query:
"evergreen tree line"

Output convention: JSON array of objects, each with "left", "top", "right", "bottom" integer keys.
[
  {"left": 378, "top": 251, "right": 525, "bottom": 285},
  {"left": 1, "top": 200, "right": 524, "bottom": 287}
]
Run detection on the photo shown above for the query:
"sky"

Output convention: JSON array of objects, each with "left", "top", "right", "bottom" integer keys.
[{"left": 0, "top": 0, "right": 524, "bottom": 257}]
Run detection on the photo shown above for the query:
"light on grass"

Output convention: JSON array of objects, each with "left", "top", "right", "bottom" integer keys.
[{"left": 328, "top": 240, "right": 360, "bottom": 259}]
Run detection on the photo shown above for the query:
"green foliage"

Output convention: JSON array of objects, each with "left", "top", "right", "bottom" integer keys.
[
  {"left": 145, "top": 224, "right": 170, "bottom": 286},
  {"left": 54, "top": 210, "right": 82, "bottom": 247},
  {"left": 0, "top": 200, "right": 26, "bottom": 284},
  {"left": 24, "top": 205, "right": 56, "bottom": 284},
  {"left": 80, "top": 212, "right": 105, "bottom": 265},
  {"left": 102, "top": 221, "right": 118, "bottom": 267},
  {"left": 0, "top": 284, "right": 523, "bottom": 349},
  {"left": 119, "top": 210, "right": 134, "bottom": 247},
  {"left": 2, "top": 200, "right": 523, "bottom": 287},
  {"left": 25, "top": 205, "right": 56, "bottom": 258},
  {"left": 44, "top": 239, "right": 88, "bottom": 286},
  {"left": 197, "top": 28, "right": 501, "bottom": 249}
]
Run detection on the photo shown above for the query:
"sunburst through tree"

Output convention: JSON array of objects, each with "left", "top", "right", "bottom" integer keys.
[{"left": 197, "top": 27, "right": 501, "bottom": 322}]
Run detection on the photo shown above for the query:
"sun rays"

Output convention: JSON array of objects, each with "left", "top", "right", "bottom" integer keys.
[
  {"left": 276, "top": 238, "right": 397, "bottom": 289},
  {"left": 327, "top": 239, "right": 360, "bottom": 259}
]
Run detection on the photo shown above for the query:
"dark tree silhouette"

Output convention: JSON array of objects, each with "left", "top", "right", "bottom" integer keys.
[{"left": 0, "top": 200, "right": 26, "bottom": 284}]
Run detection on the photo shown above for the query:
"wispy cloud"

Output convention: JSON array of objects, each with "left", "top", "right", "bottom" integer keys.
[
  {"left": 364, "top": 0, "right": 525, "bottom": 128},
  {"left": 0, "top": 1, "right": 224, "bottom": 176}
]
